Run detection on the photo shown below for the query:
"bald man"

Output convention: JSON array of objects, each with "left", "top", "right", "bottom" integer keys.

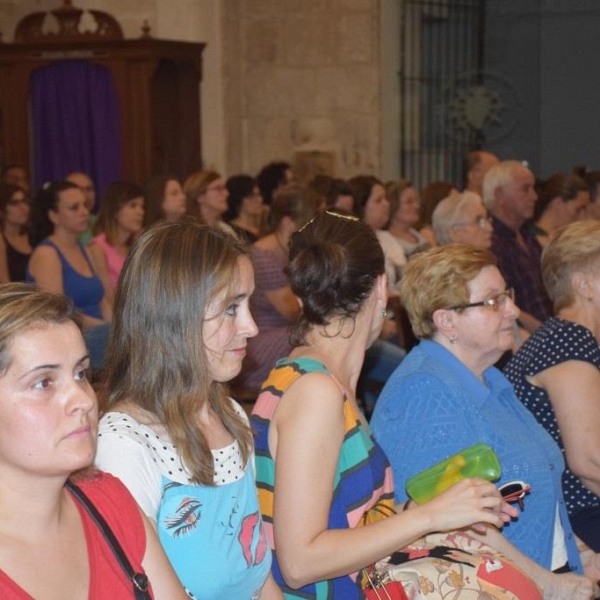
[{"left": 464, "top": 151, "right": 499, "bottom": 198}]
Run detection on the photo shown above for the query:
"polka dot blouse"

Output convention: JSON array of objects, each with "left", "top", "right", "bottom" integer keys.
[{"left": 504, "top": 316, "right": 600, "bottom": 516}]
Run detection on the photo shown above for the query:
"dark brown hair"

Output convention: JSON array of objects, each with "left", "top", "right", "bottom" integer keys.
[
  {"left": 93, "top": 181, "right": 144, "bottom": 246},
  {"left": 287, "top": 210, "right": 384, "bottom": 345}
]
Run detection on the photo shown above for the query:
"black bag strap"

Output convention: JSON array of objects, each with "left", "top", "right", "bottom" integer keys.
[{"left": 66, "top": 480, "right": 151, "bottom": 600}]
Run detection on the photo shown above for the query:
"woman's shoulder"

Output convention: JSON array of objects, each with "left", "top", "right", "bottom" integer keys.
[
  {"left": 69, "top": 472, "right": 147, "bottom": 568},
  {"left": 72, "top": 469, "right": 135, "bottom": 502},
  {"left": 254, "top": 356, "right": 343, "bottom": 417},
  {"left": 99, "top": 410, "right": 150, "bottom": 439},
  {"left": 514, "top": 316, "right": 599, "bottom": 366}
]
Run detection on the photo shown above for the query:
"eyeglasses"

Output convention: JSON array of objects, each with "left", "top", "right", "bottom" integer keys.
[
  {"left": 452, "top": 216, "right": 491, "bottom": 229},
  {"left": 448, "top": 288, "right": 514, "bottom": 312},
  {"left": 499, "top": 480, "right": 531, "bottom": 509},
  {"left": 207, "top": 184, "right": 227, "bottom": 193}
]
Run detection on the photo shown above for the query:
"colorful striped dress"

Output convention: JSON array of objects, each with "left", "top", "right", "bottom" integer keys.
[{"left": 251, "top": 357, "right": 395, "bottom": 599}]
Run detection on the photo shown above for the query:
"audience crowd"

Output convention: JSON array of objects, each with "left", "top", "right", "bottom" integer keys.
[{"left": 1, "top": 151, "right": 600, "bottom": 598}]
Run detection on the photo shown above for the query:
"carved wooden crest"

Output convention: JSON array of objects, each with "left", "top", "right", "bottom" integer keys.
[{"left": 14, "top": 0, "right": 123, "bottom": 44}]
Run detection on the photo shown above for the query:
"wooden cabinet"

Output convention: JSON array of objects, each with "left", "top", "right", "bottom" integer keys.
[{"left": 0, "top": 2, "right": 204, "bottom": 184}]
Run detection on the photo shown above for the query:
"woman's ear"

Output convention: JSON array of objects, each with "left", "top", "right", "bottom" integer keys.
[
  {"left": 571, "top": 271, "right": 592, "bottom": 301},
  {"left": 432, "top": 308, "right": 457, "bottom": 340},
  {"left": 47, "top": 208, "right": 59, "bottom": 226},
  {"left": 377, "top": 273, "right": 388, "bottom": 301}
]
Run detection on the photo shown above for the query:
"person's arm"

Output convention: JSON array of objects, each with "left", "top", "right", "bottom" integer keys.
[
  {"left": 139, "top": 512, "right": 189, "bottom": 599},
  {"left": 258, "top": 573, "right": 283, "bottom": 599},
  {"left": 468, "top": 526, "right": 597, "bottom": 600},
  {"left": 28, "top": 244, "right": 64, "bottom": 294},
  {"left": 87, "top": 240, "right": 114, "bottom": 306},
  {"left": 577, "top": 535, "right": 600, "bottom": 587},
  {"left": 84, "top": 243, "right": 112, "bottom": 323},
  {"left": 271, "top": 372, "right": 510, "bottom": 589},
  {"left": 29, "top": 245, "right": 108, "bottom": 328},
  {"left": 532, "top": 360, "right": 600, "bottom": 497}
]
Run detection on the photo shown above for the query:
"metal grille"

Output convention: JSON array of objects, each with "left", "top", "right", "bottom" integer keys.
[{"left": 400, "top": 0, "right": 485, "bottom": 190}]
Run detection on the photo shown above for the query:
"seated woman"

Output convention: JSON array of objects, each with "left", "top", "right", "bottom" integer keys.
[
  {"left": 28, "top": 181, "right": 110, "bottom": 326},
  {"left": 533, "top": 174, "right": 589, "bottom": 247},
  {"left": 382, "top": 179, "right": 430, "bottom": 259},
  {"left": 144, "top": 174, "right": 187, "bottom": 227},
  {"left": 348, "top": 175, "right": 401, "bottom": 288},
  {"left": 251, "top": 212, "right": 542, "bottom": 599},
  {"left": 418, "top": 179, "right": 458, "bottom": 246},
  {"left": 0, "top": 283, "right": 186, "bottom": 599},
  {"left": 0, "top": 184, "right": 31, "bottom": 281},
  {"left": 225, "top": 174, "right": 264, "bottom": 243},
  {"left": 88, "top": 181, "right": 145, "bottom": 296},
  {"left": 28, "top": 181, "right": 111, "bottom": 370},
  {"left": 347, "top": 175, "right": 406, "bottom": 410},
  {"left": 432, "top": 191, "right": 493, "bottom": 249},
  {"left": 371, "top": 244, "right": 600, "bottom": 598},
  {"left": 236, "top": 183, "right": 319, "bottom": 393},
  {"left": 309, "top": 175, "right": 354, "bottom": 213},
  {"left": 95, "top": 220, "right": 279, "bottom": 599},
  {"left": 505, "top": 220, "right": 600, "bottom": 551},
  {"left": 183, "top": 169, "right": 237, "bottom": 237}
]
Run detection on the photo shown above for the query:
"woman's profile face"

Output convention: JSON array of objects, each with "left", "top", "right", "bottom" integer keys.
[
  {"left": 0, "top": 321, "right": 97, "bottom": 478},
  {"left": 199, "top": 178, "right": 229, "bottom": 217},
  {"left": 560, "top": 191, "right": 589, "bottom": 225},
  {"left": 5, "top": 189, "right": 30, "bottom": 228},
  {"left": 162, "top": 180, "right": 186, "bottom": 220},
  {"left": 202, "top": 256, "right": 258, "bottom": 383},
  {"left": 394, "top": 187, "right": 420, "bottom": 227},
  {"left": 449, "top": 200, "right": 492, "bottom": 250},
  {"left": 116, "top": 196, "right": 145, "bottom": 235},
  {"left": 241, "top": 186, "right": 264, "bottom": 218},
  {"left": 50, "top": 188, "right": 90, "bottom": 234},
  {"left": 363, "top": 184, "right": 389, "bottom": 230},
  {"left": 450, "top": 265, "right": 519, "bottom": 366}
]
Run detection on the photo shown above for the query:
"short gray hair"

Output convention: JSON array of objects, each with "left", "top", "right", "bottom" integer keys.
[
  {"left": 432, "top": 191, "right": 482, "bottom": 245},
  {"left": 482, "top": 160, "right": 528, "bottom": 210}
]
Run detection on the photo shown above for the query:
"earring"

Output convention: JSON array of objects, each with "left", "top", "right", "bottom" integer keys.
[
  {"left": 381, "top": 309, "right": 387, "bottom": 318},
  {"left": 449, "top": 334, "right": 457, "bottom": 344}
]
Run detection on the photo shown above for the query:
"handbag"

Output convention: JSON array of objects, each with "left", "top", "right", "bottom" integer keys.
[
  {"left": 358, "top": 501, "right": 541, "bottom": 600},
  {"left": 362, "top": 563, "right": 409, "bottom": 600},
  {"left": 360, "top": 502, "right": 409, "bottom": 600},
  {"left": 66, "top": 480, "right": 152, "bottom": 600}
]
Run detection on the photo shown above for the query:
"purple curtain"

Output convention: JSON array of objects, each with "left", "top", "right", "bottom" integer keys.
[{"left": 30, "top": 60, "right": 122, "bottom": 209}]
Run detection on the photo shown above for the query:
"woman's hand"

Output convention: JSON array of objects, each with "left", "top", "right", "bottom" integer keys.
[
  {"left": 418, "top": 478, "right": 518, "bottom": 533},
  {"left": 579, "top": 544, "right": 600, "bottom": 587}
]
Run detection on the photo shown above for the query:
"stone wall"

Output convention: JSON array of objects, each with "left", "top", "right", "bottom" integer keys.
[{"left": 222, "top": 0, "right": 386, "bottom": 180}]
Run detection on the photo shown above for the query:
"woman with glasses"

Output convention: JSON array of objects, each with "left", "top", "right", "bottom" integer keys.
[
  {"left": 371, "top": 243, "right": 600, "bottom": 598},
  {"left": 251, "top": 214, "right": 539, "bottom": 599},
  {"left": 505, "top": 220, "right": 600, "bottom": 552},
  {"left": 183, "top": 169, "right": 237, "bottom": 238},
  {"left": 432, "top": 191, "right": 493, "bottom": 250},
  {"left": 0, "top": 184, "right": 31, "bottom": 282}
]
